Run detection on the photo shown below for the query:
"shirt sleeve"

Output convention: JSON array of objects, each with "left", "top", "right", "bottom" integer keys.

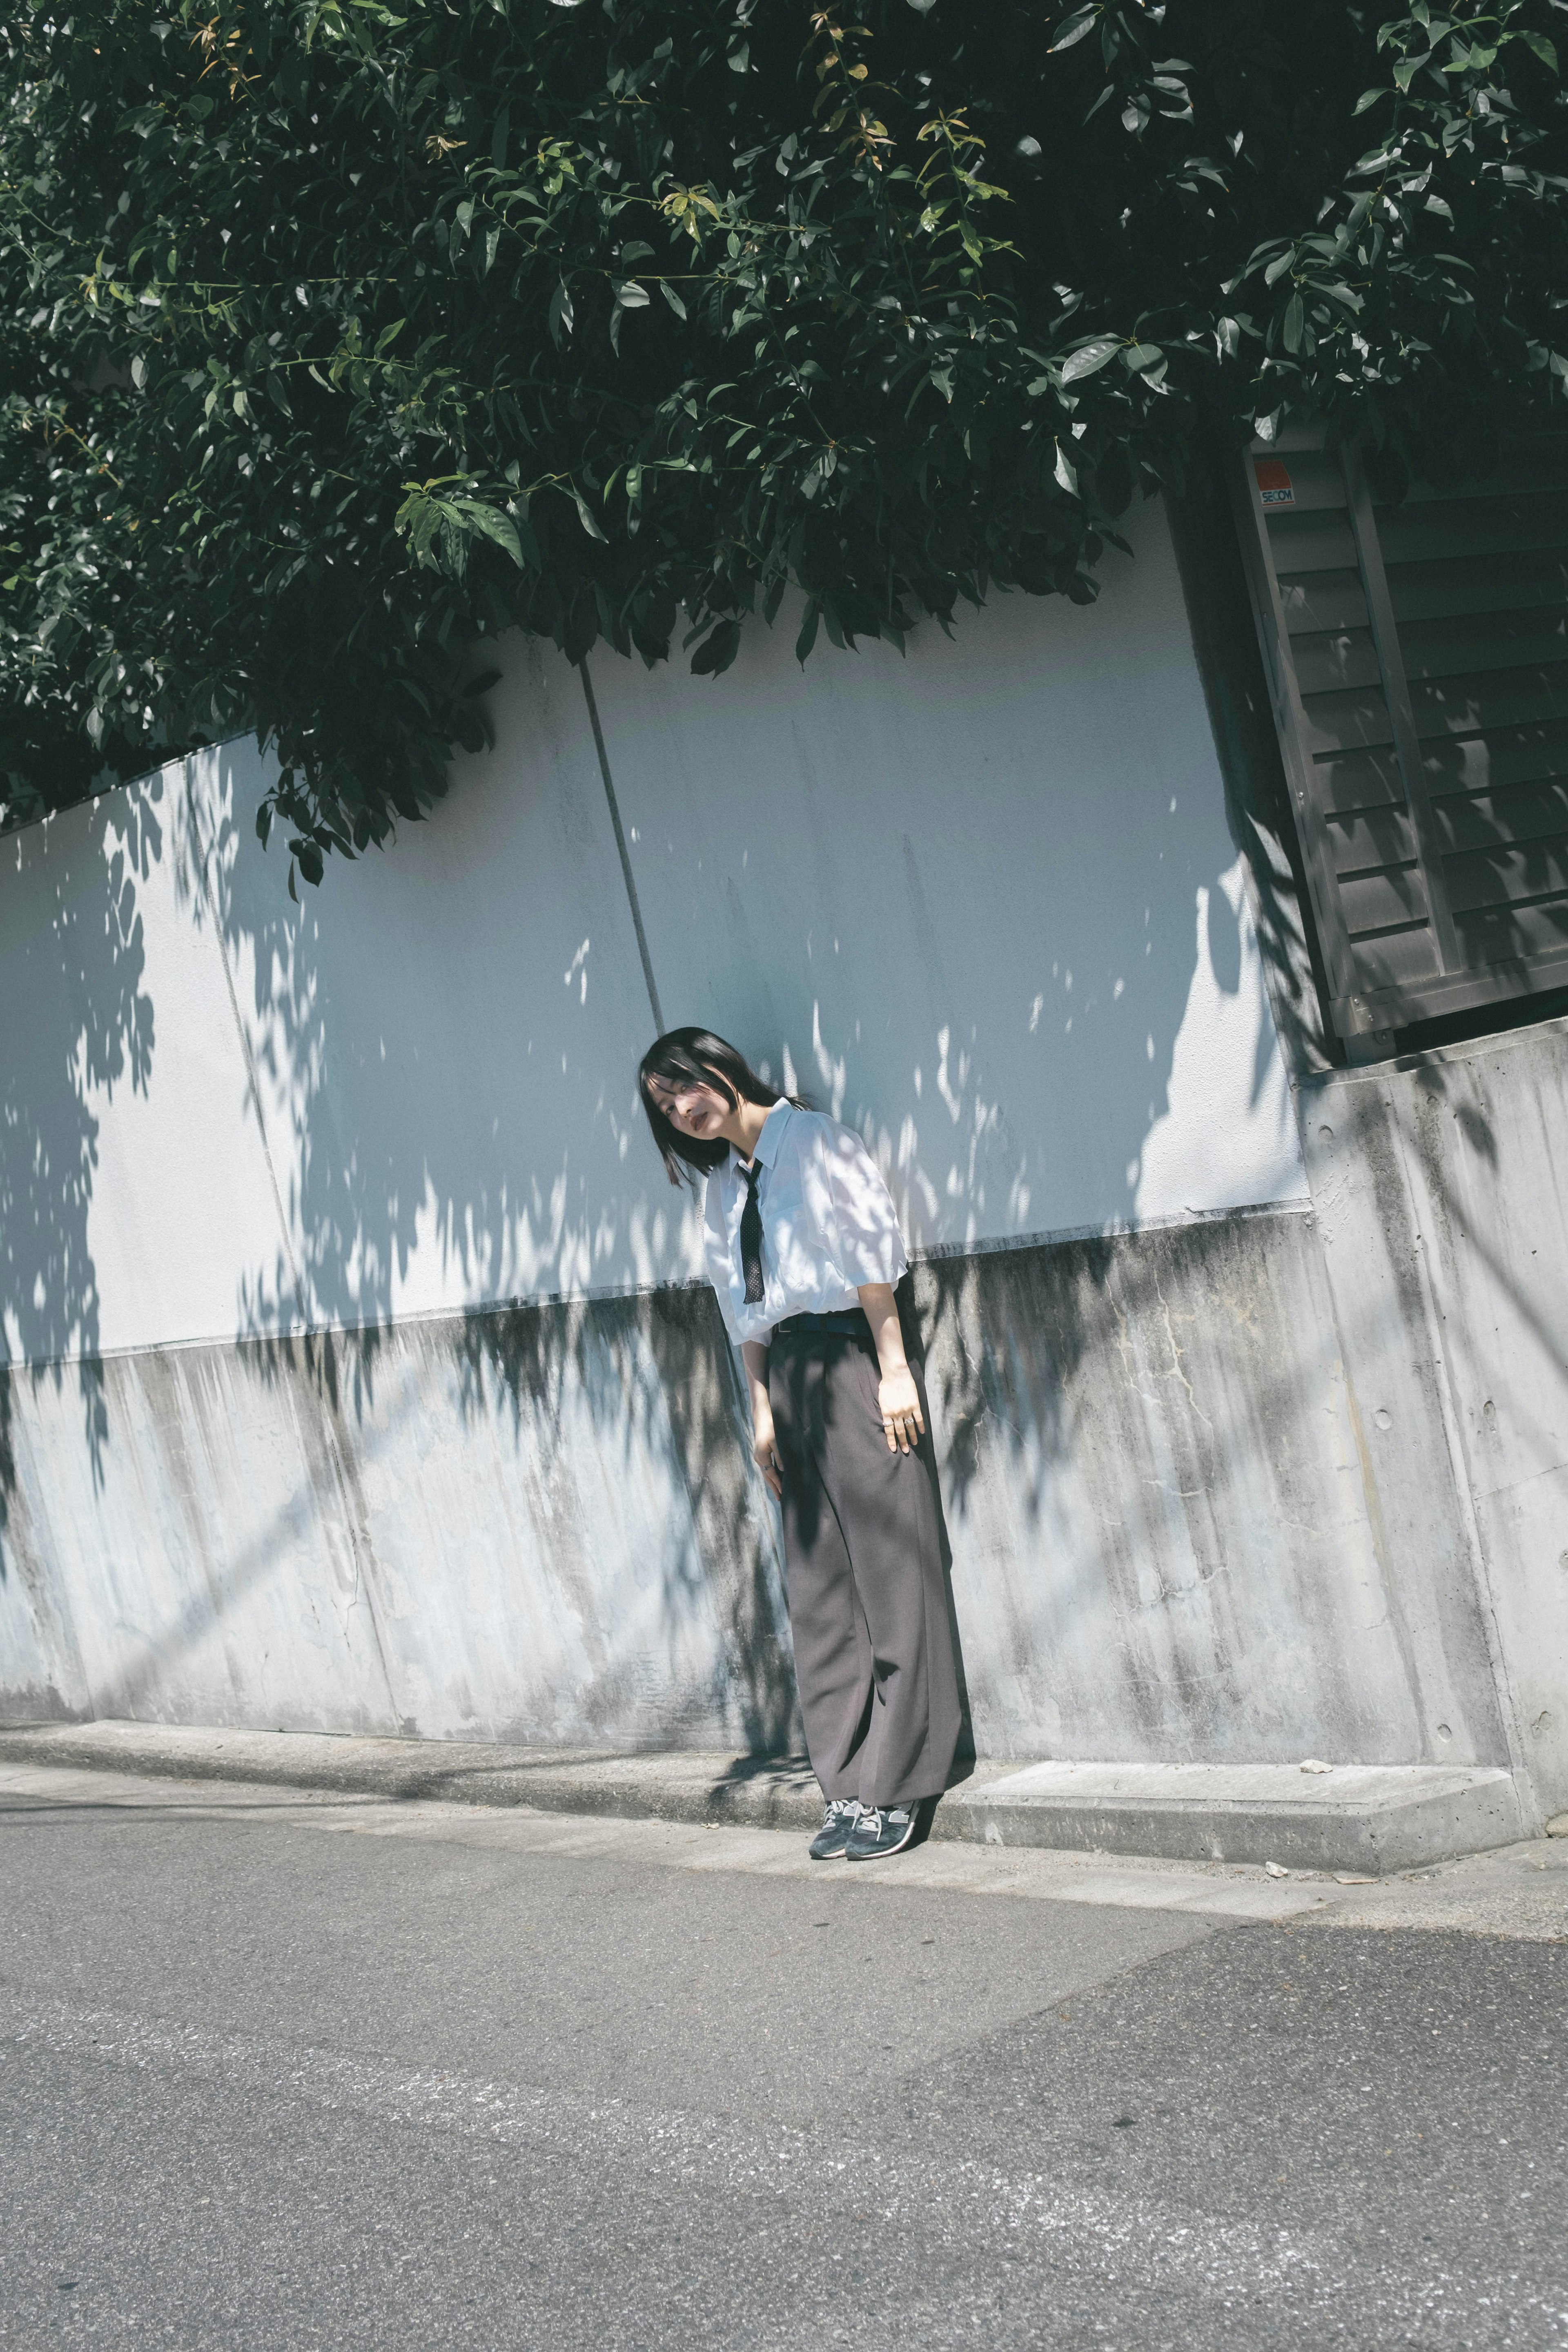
[
  {"left": 823, "top": 1121, "right": 909, "bottom": 1292},
  {"left": 702, "top": 1174, "right": 742, "bottom": 1344}
]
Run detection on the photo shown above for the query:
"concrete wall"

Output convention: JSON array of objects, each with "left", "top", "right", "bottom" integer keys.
[
  {"left": 0, "top": 1207, "right": 1514, "bottom": 1778},
  {"left": 1, "top": 492, "right": 1559, "bottom": 1817},
  {"left": 1301, "top": 1025, "right": 1568, "bottom": 1819}
]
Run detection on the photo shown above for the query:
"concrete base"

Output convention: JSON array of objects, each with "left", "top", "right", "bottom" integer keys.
[
  {"left": 0, "top": 1722, "right": 1531, "bottom": 1874},
  {"left": 0, "top": 1720, "right": 831, "bottom": 1834},
  {"left": 963, "top": 1760, "right": 1528, "bottom": 1875}
]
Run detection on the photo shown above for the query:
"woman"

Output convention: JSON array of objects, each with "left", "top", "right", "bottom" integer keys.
[{"left": 639, "top": 1027, "right": 964, "bottom": 1862}]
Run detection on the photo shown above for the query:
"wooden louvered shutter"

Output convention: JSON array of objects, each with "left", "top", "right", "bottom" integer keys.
[{"left": 1233, "top": 423, "right": 1568, "bottom": 1051}]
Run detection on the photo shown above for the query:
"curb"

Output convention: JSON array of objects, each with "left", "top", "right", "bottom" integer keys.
[
  {"left": 0, "top": 1721, "right": 1007, "bottom": 1842},
  {"left": 0, "top": 1723, "right": 1535, "bottom": 1874}
]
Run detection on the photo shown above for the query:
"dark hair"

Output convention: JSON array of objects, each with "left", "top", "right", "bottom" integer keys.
[{"left": 638, "top": 1027, "right": 804, "bottom": 1187}]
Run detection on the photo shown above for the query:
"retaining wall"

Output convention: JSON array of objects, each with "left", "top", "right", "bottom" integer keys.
[{"left": 2, "top": 494, "right": 1562, "bottom": 1821}]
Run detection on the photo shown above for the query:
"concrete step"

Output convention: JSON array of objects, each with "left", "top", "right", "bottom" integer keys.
[
  {"left": 0, "top": 1722, "right": 1530, "bottom": 1875},
  {"left": 965, "top": 1760, "right": 1528, "bottom": 1875}
]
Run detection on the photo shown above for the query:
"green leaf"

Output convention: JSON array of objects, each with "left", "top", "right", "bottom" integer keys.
[
  {"left": 547, "top": 281, "right": 574, "bottom": 345},
  {"left": 572, "top": 490, "right": 608, "bottom": 543},
  {"left": 1059, "top": 336, "right": 1119, "bottom": 382},
  {"left": 453, "top": 499, "right": 526, "bottom": 568},
  {"left": 1049, "top": 7, "right": 1100, "bottom": 53}
]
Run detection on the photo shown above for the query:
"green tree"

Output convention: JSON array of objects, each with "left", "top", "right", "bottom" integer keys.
[{"left": 3, "top": 0, "right": 1565, "bottom": 891}]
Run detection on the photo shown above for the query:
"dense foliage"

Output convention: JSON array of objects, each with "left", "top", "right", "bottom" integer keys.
[{"left": 3, "top": 0, "right": 1566, "bottom": 888}]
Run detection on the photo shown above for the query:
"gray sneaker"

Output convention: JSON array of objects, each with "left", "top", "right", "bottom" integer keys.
[
  {"left": 844, "top": 1801, "right": 922, "bottom": 1862},
  {"left": 808, "top": 1798, "right": 861, "bottom": 1860}
]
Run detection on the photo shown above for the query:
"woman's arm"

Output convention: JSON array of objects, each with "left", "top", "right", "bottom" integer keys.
[
  {"left": 858, "top": 1283, "right": 925, "bottom": 1454},
  {"left": 742, "top": 1339, "right": 783, "bottom": 1497}
]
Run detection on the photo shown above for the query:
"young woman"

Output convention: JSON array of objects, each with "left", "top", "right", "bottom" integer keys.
[{"left": 639, "top": 1027, "right": 964, "bottom": 1862}]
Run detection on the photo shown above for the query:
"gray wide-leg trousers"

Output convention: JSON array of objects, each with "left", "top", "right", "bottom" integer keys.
[{"left": 768, "top": 1324, "right": 962, "bottom": 1810}]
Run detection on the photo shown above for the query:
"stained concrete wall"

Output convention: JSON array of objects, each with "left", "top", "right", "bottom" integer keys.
[
  {"left": 1301, "top": 1021, "right": 1568, "bottom": 1820},
  {"left": 0, "top": 493, "right": 1559, "bottom": 1818},
  {"left": 0, "top": 1209, "right": 1514, "bottom": 1779}
]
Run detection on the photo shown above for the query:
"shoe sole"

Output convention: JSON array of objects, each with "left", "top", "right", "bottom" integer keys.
[{"left": 844, "top": 1821, "right": 920, "bottom": 1862}]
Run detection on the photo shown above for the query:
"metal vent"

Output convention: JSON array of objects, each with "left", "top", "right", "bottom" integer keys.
[{"left": 1233, "top": 423, "right": 1568, "bottom": 1045}]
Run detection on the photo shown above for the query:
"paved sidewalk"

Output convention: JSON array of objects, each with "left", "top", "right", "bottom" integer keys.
[
  {"left": 4, "top": 1718, "right": 1560, "bottom": 1873},
  {"left": 2, "top": 1756, "right": 1565, "bottom": 1938},
  {"left": 0, "top": 1719, "right": 870, "bottom": 1834}
]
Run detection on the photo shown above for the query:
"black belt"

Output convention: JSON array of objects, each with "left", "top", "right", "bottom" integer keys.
[{"left": 772, "top": 1307, "right": 871, "bottom": 1340}]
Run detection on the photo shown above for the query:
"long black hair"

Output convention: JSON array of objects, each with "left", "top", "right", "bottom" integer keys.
[{"left": 638, "top": 1027, "right": 806, "bottom": 1187}]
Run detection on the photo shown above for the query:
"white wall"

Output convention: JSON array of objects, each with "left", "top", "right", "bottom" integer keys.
[
  {"left": 593, "top": 497, "right": 1303, "bottom": 1254},
  {"left": 1, "top": 494, "right": 1304, "bottom": 1367}
]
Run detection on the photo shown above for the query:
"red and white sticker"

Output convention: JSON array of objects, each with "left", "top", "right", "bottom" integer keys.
[{"left": 1254, "top": 459, "right": 1295, "bottom": 509}]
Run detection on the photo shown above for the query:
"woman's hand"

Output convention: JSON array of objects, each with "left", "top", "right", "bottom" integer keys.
[
  {"left": 858, "top": 1283, "right": 925, "bottom": 1455},
  {"left": 741, "top": 1338, "right": 781, "bottom": 1497},
  {"left": 751, "top": 1408, "right": 784, "bottom": 1498},
  {"left": 878, "top": 1364, "right": 925, "bottom": 1455}
]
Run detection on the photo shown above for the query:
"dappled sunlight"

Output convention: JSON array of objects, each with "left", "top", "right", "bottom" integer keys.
[
  {"left": 10, "top": 518, "right": 1562, "bottom": 1777},
  {"left": 0, "top": 783, "right": 162, "bottom": 1528},
  {"left": 1133, "top": 858, "right": 1306, "bottom": 1223},
  {"left": 184, "top": 720, "right": 709, "bottom": 1354}
]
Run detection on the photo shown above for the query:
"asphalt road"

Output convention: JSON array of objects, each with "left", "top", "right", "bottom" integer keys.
[{"left": 2, "top": 1768, "right": 1565, "bottom": 2351}]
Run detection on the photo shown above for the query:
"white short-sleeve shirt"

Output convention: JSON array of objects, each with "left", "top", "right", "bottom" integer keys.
[{"left": 703, "top": 1101, "right": 909, "bottom": 1347}]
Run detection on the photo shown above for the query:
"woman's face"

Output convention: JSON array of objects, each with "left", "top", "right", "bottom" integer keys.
[{"left": 646, "top": 1070, "right": 734, "bottom": 1142}]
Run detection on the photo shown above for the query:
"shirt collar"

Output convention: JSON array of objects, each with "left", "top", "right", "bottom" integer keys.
[{"left": 751, "top": 1099, "right": 791, "bottom": 1170}]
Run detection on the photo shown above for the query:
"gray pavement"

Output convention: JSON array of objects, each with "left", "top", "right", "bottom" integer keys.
[{"left": 2, "top": 1763, "right": 1566, "bottom": 2350}]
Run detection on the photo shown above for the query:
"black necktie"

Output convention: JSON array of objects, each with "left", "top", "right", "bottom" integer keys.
[{"left": 739, "top": 1160, "right": 766, "bottom": 1304}]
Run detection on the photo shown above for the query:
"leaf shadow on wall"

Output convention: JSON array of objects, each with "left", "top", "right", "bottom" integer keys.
[
  {"left": 184, "top": 760, "right": 797, "bottom": 1755},
  {"left": 0, "top": 785, "right": 159, "bottom": 1588},
  {"left": 179, "top": 707, "right": 1284, "bottom": 1755}
]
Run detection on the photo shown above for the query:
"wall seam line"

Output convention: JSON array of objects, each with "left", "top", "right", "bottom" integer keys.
[
  {"left": 2, "top": 1198, "right": 1316, "bottom": 1375},
  {"left": 579, "top": 657, "right": 664, "bottom": 1035}
]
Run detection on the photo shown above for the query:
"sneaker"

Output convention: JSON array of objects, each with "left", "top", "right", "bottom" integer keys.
[
  {"left": 844, "top": 1801, "right": 923, "bottom": 1862},
  {"left": 808, "top": 1798, "right": 861, "bottom": 1860}
]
